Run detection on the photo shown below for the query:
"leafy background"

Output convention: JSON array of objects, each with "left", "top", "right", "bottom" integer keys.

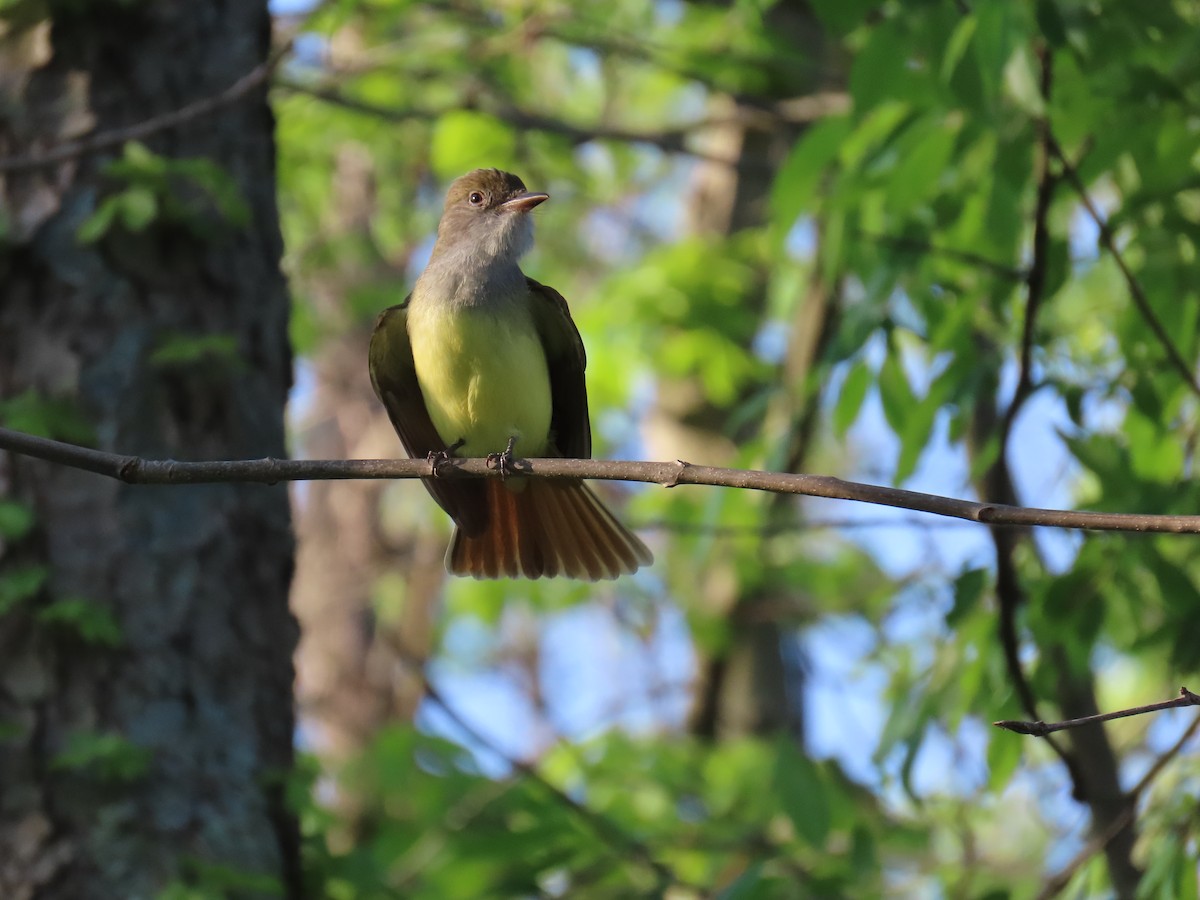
[
  {"left": 3, "top": 0, "right": 1197, "bottom": 896},
  {"left": 270, "top": 0, "right": 1200, "bottom": 896}
]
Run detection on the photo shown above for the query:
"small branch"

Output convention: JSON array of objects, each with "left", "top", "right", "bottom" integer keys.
[
  {"left": 6, "top": 426, "right": 1200, "bottom": 534},
  {"left": 995, "top": 687, "right": 1200, "bottom": 736},
  {"left": 275, "top": 78, "right": 846, "bottom": 168},
  {"left": 0, "top": 38, "right": 294, "bottom": 174},
  {"left": 1047, "top": 134, "right": 1200, "bottom": 400},
  {"left": 276, "top": 78, "right": 725, "bottom": 162},
  {"left": 1034, "top": 705, "right": 1200, "bottom": 900}
]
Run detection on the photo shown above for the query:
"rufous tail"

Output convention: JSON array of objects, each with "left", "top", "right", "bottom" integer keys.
[{"left": 447, "top": 478, "right": 652, "bottom": 580}]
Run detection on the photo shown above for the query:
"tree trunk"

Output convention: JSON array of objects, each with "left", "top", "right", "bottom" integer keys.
[
  {"left": 678, "top": 0, "right": 839, "bottom": 741},
  {"left": 0, "top": 3, "right": 298, "bottom": 897}
]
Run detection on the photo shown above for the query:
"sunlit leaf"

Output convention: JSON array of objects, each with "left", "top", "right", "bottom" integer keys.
[
  {"left": 833, "top": 360, "right": 873, "bottom": 437},
  {"left": 430, "top": 111, "right": 517, "bottom": 181},
  {"left": 773, "top": 738, "right": 830, "bottom": 848}
]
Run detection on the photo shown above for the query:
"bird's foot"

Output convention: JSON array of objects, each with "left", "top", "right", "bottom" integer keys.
[
  {"left": 427, "top": 439, "right": 465, "bottom": 477},
  {"left": 486, "top": 435, "right": 519, "bottom": 479}
]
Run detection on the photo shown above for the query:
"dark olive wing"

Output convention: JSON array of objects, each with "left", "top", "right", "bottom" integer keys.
[
  {"left": 526, "top": 277, "right": 591, "bottom": 460},
  {"left": 368, "top": 299, "right": 487, "bottom": 535}
]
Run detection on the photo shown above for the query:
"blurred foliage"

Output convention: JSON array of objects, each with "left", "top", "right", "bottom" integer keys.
[
  {"left": 0, "top": 499, "right": 34, "bottom": 541},
  {"left": 77, "top": 141, "right": 250, "bottom": 243},
  {"left": 0, "top": 561, "right": 48, "bottom": 615},
  {"left": 0, "top": 388, "right": 95, "bottom": 443},
  {"left": 36, "top": 596, "right": 124, "bottom": 648},
  {"left": 49, "top": 730, "right": 153, "bottom": 783},
  {"left": 273, "top": 0, "right": 1200, "bottom": 897}
]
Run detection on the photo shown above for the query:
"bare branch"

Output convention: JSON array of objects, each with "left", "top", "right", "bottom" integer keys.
[
  {"left": 276, "top": 78, "right": 726, "bottom": 161},
  {"left": 5, "top": 426, "right": 1200, "bottom": 534},
  {"left": 0, "top": 38, "right": 294, "bottom": 174},
  {"left": 274, "top": 77, "right": 845, "bottom": 168},
  {"left": 995, "top": 687, "right": 1200, "bottom": 736},
  {"left": 1034, "top": 702, "right": 1200, "bottom": 900}
]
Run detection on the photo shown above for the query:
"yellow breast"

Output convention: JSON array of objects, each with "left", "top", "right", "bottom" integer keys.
[{"left": 407, "top": 298, "right": 553, "bottom": 458}]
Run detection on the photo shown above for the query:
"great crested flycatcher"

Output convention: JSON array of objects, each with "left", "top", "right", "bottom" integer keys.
[{"left": 369, "top": 168, "right": 653, "bottom": 580}]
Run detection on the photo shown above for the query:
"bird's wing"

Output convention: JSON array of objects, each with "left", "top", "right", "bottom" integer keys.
[
  {"left": 368, "top": 299, "right": 487, "bottom": 534},
  {"left": 527, "top": 277, "right": 592, "bottom": 460}
]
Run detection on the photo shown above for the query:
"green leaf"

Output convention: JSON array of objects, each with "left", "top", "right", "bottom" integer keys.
[
  {"left": 175, "top": 860, "right": 284, "bottom": 897},
  {"left": 1035, "top": 0, "right": 1067, "bottom": 47},
  {"left": 171, "top": 158, "right": 251, "bottom": 226},
  {"left": 973, "top": 0, "right": 1023, "bottom": 108},
  {"left": 0, "top": 500, "right": 34, "bottom": 540},
  {"left": 118, "top": 186, "right": 159, "bottom": 231},
  {"left": 877, "top": 347, "right": 916, "bottom": 439},
  {"left": 0, "top": 390, "right": 95, "bottom": 443},
  {"left": 50, "top": 731, "right": 152, "bottom": 782},
  {"left": 986, "top": 729, "right": 1022, "bottom": 790},
  {"left": 0, "top": 563, "right": 49, "bottom": 614},
  {"left": 149, "top": 332, "right": 243, "bottom": 369},
  {"left": 119, "top": 139, "right": 167, "bottom": 175},
  {"left": 947, "top": 568, "right": 988, "bottom": 628},
  {"left": 76, "top": 197, "right": 120, "bottom": 243},
  {"left": 885, "top": 116, "right": 962, "bottom": 215},
  {"left": 773, "top": 737, "right": 830, "bottom": 848},
  {"left": 807, "top": 0, "right": 878, "bottom": 35},
  {"left": 38, "top": 597, "right": 124, "bottom": 648},
  {"left": 833, "top": 360, "right": 873, "bottom": 437},
  {"left": 940, "top": 16, "right": 978, "bottom": 84},
  {"left": 430, "top": 111, "right": 517, "bottom": 181},
  {"left": 849, "top": 20, "right": 909, "bottom": 112},
  {"left": 717, "top": 862, "right": 766, "bottom": 900},
  {"left": 838, "top": 101, "right": 911, "bottom": 171},
  {"left": 1004, "top": 44, "right": 1045, "bottom": 116},
  {"left": 1125, "top": 408, "right": 1183, "bottom": 484},
  {"left": 771, "top": 116, "right": 851, "bottom": 237},
  {"left": 820, "top": 208, "right": 847, "bottom": 279}
]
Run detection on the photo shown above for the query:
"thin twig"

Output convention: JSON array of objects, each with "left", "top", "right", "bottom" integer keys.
[
  {"left": 995, "top": 687, "right": 1200, "bottom": 736},
  {"left": 1034, "top": 705, "right": 1200, "bottom": 900},
  {"left": 276, "top": 78, "right": 846, "bottom": 168},
  {"left": 0, "top": 38, "right": 295, "bottom": 174},
  {"left": 6, "top": 426, "right": 1200, "bottom": 534},
  {"left": 1047, "top": 134, "right": 1200, "bottom": 400},
  {"left": 276, "top": 78, "right": 736, "bottom": 165}
]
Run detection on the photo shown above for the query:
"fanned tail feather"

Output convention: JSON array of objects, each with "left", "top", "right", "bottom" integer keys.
[{"left": 447, "top": 478, "right": 651, "bottom": 580}]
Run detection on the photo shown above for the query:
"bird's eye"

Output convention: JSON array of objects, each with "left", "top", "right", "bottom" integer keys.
[{"left": 468, "top": 191, "right": 485, "bottom": 206}]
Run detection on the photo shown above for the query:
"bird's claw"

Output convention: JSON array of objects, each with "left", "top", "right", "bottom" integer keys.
[
  {"left": 427, "top": 439, "right": 465, "bottom": 477},
  {"left": 427, "top": 449, "right": 451, "bottom": 477},
  {"left": 486, "top": 436, "right": 519, "bottom": 479}
]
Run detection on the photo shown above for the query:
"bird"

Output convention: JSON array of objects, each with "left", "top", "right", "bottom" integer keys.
[{"left": 368, "top": 168, "right": 652, "bottom": 580}]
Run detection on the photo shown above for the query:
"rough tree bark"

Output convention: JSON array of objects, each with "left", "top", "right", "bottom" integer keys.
[{"left": 0, "top": 3, "right": 298, "bottom": 898}]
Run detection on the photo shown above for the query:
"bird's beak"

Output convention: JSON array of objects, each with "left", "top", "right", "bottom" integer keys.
[{"left": 501, "top": 191, "right": 549, "bottom": 213}]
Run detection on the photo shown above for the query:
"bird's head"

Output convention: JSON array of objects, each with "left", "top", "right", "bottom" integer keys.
[{"left": 433, "top": 168, "right": 548, "bottom": 264}]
